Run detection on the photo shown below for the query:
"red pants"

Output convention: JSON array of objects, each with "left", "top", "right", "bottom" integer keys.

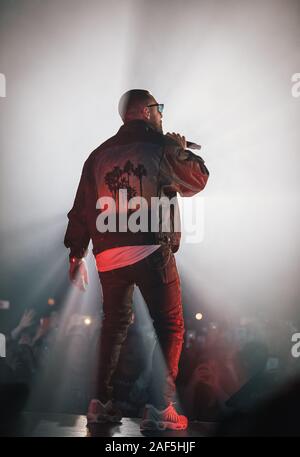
[{"left": 93, "top": 244, "right": 185, "bottom": 409}]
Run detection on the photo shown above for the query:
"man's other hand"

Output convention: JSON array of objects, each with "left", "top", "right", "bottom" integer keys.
[
  {"left": 166, "top": 132, "right": 187, "bottom": 149},
  {"left": 69, "top": 258, "right": 89, "bottom": 291}
]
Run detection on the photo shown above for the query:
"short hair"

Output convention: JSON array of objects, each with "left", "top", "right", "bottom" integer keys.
[{"left": 118, "top": 89, "right": 153, "bottom": 121}]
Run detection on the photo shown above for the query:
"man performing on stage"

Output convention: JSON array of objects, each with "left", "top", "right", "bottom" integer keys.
[{"left": 64, "top": 89, "right": 209, "bottom": 430}]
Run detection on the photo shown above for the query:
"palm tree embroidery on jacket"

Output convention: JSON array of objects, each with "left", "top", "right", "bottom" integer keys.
[
  {"left": 134, "top": 163, "right": 147, "bottom": 196},
  {"left": 104, "top": 161, "right": 147, "bottom": 204}
]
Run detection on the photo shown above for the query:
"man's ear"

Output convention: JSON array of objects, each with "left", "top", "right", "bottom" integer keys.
[{"left": 142, "top": 106, "right": 150, "bottom": 120}]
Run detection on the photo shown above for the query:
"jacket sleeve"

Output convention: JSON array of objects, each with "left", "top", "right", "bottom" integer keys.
[
  {"left": 159, "top": 140, "right": 209, "bottom": 197},
  {"left": 64, "top": 162, "right": 91, "bottom": 258}
]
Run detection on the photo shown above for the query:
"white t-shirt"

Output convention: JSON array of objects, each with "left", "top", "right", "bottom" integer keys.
[{"left": 95, "top": 245, "right": 160, "bottom": 272}]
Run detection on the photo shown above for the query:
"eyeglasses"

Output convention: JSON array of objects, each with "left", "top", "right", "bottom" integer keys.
[{"left": 147, "top": 103, "right": 164, "bottom": 114}]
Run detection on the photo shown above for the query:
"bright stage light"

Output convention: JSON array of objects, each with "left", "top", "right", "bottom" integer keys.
[
  {"left": 84, "top": 317, "right": 92, "bottom": 326},
  {"left": 195, "top": 313, "right": 203, "bottom": 321}
]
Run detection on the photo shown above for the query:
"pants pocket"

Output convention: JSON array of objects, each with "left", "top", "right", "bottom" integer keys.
[{"left": 145, "top": 245, "right": 178, "bottom": 284}]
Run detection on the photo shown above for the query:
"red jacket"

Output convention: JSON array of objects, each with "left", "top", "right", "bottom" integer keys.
[{"left": 64, "top": 120, "right": 209, "bottom": 258}]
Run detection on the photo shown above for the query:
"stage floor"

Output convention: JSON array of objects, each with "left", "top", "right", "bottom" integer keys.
[{"left": 1, "top": 412, "right": 216, "bottom": 437}]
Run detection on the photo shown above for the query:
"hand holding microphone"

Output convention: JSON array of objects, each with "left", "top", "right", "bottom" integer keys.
[
  {"left": 166, "top": 132, "right": 201, "bottom": 150},
  {"left": 166, "top": 132, "right": 187, "bottom": 149}
]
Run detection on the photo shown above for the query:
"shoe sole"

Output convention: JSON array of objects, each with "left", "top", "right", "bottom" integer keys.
[{"left": 140, "top": 419, "right": 188, "bottom": 431}]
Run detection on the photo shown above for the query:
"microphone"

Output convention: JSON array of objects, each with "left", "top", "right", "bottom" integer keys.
[{"left": 186, "top": 141, "right": 201, "bottom": 150}]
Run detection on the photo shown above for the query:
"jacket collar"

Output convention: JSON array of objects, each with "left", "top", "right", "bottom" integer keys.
[{"left": 118, "top": 119, "right": 156, "bottom": 134}]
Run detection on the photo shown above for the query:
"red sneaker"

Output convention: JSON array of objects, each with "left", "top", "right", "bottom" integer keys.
[
  {"left": 87, "top": 399, "right": 122, "bottom": 424},
  {"left": 140, "top": 403, "right": 188, "bottom": 431}
]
